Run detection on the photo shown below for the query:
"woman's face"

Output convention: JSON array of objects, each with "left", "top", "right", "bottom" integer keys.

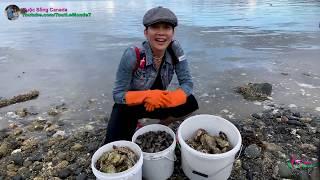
[{"left": 144, "top": 23, "right": 174, "bottom": 53}]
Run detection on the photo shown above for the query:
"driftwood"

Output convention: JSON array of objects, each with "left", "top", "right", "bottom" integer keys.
[{"left": 0, "top": 90, "right": 39, "bottom": 108}]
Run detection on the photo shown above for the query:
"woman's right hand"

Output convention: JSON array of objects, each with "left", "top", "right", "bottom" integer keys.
[{"left": 144, "top": 90, "right": 170, "bottom": 111}]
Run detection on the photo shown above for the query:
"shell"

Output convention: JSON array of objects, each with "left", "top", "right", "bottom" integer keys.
[
  {"left": 96, "top": 146, "right": 138, "bottom": 173},
  {"left": 186, "top": 129, "right": 232, "bottom": 154}
]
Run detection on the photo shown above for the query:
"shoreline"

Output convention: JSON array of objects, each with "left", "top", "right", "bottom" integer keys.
[{"left": 0, "top": 97, "right": 319, "bottom": 179}]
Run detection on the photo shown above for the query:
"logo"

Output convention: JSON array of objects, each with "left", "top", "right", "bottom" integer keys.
[{"left": 5, "top": 5, "right": 20, "bottom": 21}]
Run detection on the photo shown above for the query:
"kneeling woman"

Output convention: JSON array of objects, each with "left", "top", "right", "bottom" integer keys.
[{"left": 105, "top": 7, "right": 198, "bottom": 144}]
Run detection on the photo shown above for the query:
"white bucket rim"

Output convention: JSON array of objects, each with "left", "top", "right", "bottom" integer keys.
[
  {"left": 91, "top": 140, "right": 143, "bottom": 177},
  {"left": 177, "top": 114, "right": 242, "bottom": 159},
  {"left": 132, "top": 124, "right": 176, "bottom": 157}
]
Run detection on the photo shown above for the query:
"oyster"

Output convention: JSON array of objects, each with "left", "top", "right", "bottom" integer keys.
[
  {"left": 186, "top": 129, "right": 232, "bottom": 154},
  {"left": 96, "top": 146, "right": 138, "bottom": 173},
  {"left": 135, "top": 131, "right": 173, "bottom": 153}
]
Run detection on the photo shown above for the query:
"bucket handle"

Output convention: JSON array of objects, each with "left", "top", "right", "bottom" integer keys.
[
  {"left": 146, "top": 153, "right": 177, "bottom": 161},
  {"left": 191, "top": 144, "right": 243, "bottom": 178}
]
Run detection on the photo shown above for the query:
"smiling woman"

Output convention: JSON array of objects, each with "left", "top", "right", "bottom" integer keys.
[{"left": 104, "top": 6, "right": 199, "bottom": 144}]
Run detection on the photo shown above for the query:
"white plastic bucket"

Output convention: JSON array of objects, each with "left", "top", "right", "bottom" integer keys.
[
  {"left": 177, "top": 114, "right": 242, "bottom": 180},
  {"left": 91, "top": 140, "right": 143, "bottom": 180},
  {"left": 132, "top": 124, "right": 176, "bottom": 180}
]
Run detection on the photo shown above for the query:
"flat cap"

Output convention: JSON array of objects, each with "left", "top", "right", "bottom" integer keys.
[{"left": 143, "top": 6, "right": 178, "bottom": 27}]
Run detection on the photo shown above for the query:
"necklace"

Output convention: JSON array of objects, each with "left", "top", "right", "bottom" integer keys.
[
  {"left": 153, "top": 55, "right": 163, "bottom": 69},
  {"left": 153, "top": 55, "right": 164, "bottom": 61}
]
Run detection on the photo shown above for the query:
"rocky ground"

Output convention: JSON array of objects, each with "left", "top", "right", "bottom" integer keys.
[{"left": 0, "top": 98, "right": 319, "bottom": 179}]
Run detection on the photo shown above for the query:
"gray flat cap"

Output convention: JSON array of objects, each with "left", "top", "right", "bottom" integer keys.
[{"left": 143, "top": 6, "right": 178, "bottom": 27}]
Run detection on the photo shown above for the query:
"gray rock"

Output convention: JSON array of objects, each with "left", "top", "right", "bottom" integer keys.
[
  {"left": 12, "top": 176, "right": 23, "bottom": 180},
  {"left": 23, "top": 160, "right": 32, "bottom": 167},
  {"left": 76, "top": 173, "right": 87, "bottom": 180},
  {"left": 71, "top": 143, "right": 83, "bottom": 151},
  {"left": 287, "top": 120, "right": 304, "bottom": 126},
  {"left": 278, "top": 163, "right": 292, "bottom": 178},
  {"left": 236, "top": 83, "right": 272, "bottom": 101},
  {"left": 17, "top": 167, "right": 30, "bottom": 179},
  {"left": 58, "top": 168, "right": 71, "bottom": 178},
  {"left": 251, "top": 83, "right": 272, "bottom": 96},
  {"left": 252, "top": 113, "right": 263, "bottom": 119},
  {"left": 0, "top": 142, "right": 10, "bottom": 158},
  {"left": 300, "top": 117, "right": 312, "bottom": 123},
  {"left": 31, "top": 161, "right": 42, "bottom": 171},
  {"left": 292, "top": 112, "right": 301, "bottom": 118},
  {"left": 28, "top": 151, "right": 43, "bottom": 162},
  {"left": 262, "top": 141, "right": 283, "bottom": 152},
  {"left": 288, "top": 116, "right": 300, "bottom": 121},
  {"left": 11, "top": 152, "right": 23, "bottom": 166},
  {"left": 244, "top": 144, "right": 261, "bottom": 159},
  {"left": 300, "top": 144, "right": 317, "bottom": 151}
]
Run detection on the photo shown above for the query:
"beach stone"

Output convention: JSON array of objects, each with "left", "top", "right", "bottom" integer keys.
[
  {"left": 12, "top": 175, "right": 23, "bottom": 180},
  {"left": 292, "top": 112, "right": 301, "bottom": 117},
  {"left": 48, "top": 108, "right": 59, "bottom": 116},
  {"left": 262, "top": 141, "right": 283, "bottom": 152},
  {"left": 56, "top": 160, "right": 69, "bottom": 169},
  {"left": 278, "top": 163, "right": 292, "bottom": 178},
  {"left": 17, "top": 167, "right": 30, "bottom": 179},
  {"left": 0, "top": 142, "right": 10, "bottom": 158},
  {"left": 31, "top": 161, "right": 43, "bottom": 171},
  {"left": 281, "top": 116, "right": 289, "bottom": 123},
  {"left": 11, "top": 152, "right": 23, "bottom": 166},
  {"left": 74, "top": 167, "right": 83, "bottom": 175},
  {"left": 7, "top": 164, "right": 17, "bottom": 172},
  {"left": 15, "top": 108, "right": 28, "bottom": 118},
  {"left": 57, "top": 152, "right": 67, "bottom": 160},
  {"left": 76, "top": 173, "right": 87, "bottom": 180},
  {"left": 252, "top": 113, "right": 263, "bottom": 119},
  {"left": 300, "top": 117, "right": 312, "bottom": 123},
  {"left": 23, "top": 160, "right": 32, "bottom": 167},
  {"left": 287, "top": 120, "right": 304, "bottom": 126},
  {"left": 58, "top": 168, "right": 71, "bottom": 178},
  {"left": 244, "top": 144, "right": 261, "bottom": 159},
  {"left": 29, "top": 151, "right": 43, "bottom": 162},
  {"left": 71, "top": 143, "right": 83, "bottom": 151},
  {"left": 13, "top": 128, "right": 23, "bottom": 136},
  {"left": 53, "top": 130, "right": 65, "bottom": 138},
  {"left": 300, "top": 143, "right": 317, "bottom": 151},
  {"left": 236, "top": 83, "right": 272, "bottom": 101}
]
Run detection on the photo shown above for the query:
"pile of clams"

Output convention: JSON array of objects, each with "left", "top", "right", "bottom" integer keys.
[
  {"left": 135, "top": 131, "right": 173, "bottom": 153},
  {"left": 186, "top": 129, "right": 232, "bottom": 154},
  {"left": 96, "top": 145, "right": 138, "bottom": 173}
]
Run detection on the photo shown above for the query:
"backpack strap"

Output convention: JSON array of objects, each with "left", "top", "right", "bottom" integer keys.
[
  {"left": 133, "top": 46, "right": 141, "bottom": 73},
  {"left": 167, "top": 42, "right": 179, "bottom": 65},
  {"left": 132, "top": 43, "right": 178, "bottom": 73}
]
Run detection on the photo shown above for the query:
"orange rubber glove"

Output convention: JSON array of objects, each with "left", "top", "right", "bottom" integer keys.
[
  {"left": 144, "top": 90, "right": 170, "bottom": 109},
  {"left": 125, "top": 90, "right": 170, "bottom": 108},
  {"left": 125, "top": 90, "right": 149, "bottom": 106},
  {"left": 144, "top": 88, "right": 187, "bottom": 111},
  {"left": 165, "top": 88, "right": 187, "bottom": 107},
  {"left": 144, "top": 103, "right": 155, "bottom": 112}
]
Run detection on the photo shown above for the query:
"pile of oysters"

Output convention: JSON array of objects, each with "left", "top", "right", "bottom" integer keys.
[
  {"left": 135, "top": 131, "right": 173, "bottom": 153},
  {"left": 96, "top": 145, "right": 138, "bottom": 173},
  {"left": 186, "top": 129, "right": 232, "bottom": 154}
]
